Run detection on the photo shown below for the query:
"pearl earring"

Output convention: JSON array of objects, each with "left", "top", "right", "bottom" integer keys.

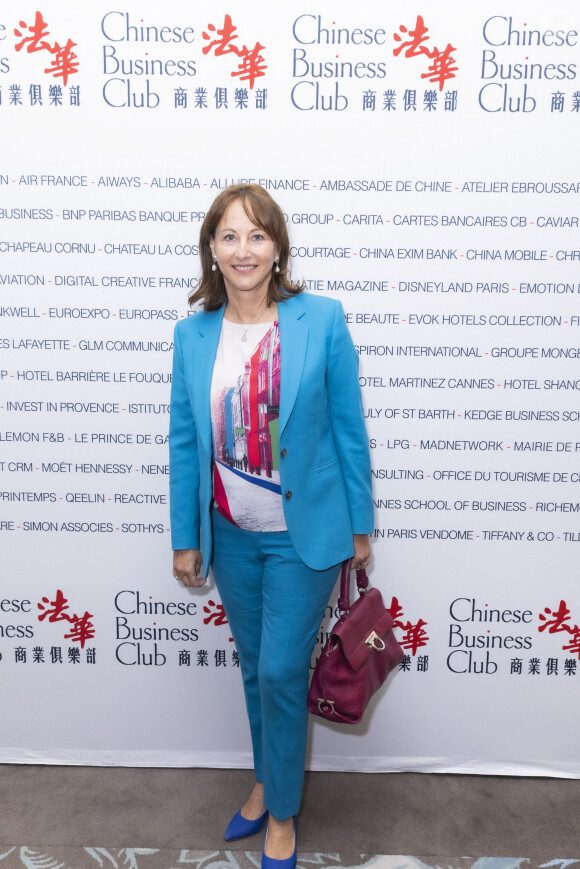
[
  {"left": 274, "top": 258, "right": 280, "bottom": 274},
  {"left": 212, "top": 256, "right": 217, "bottom": 272}
]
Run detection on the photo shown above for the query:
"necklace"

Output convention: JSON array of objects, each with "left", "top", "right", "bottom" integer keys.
[{"left": 228, "top": 301, "right": 270, "bottom": 342}]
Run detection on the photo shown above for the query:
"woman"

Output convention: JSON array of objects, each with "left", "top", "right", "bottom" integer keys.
[{"left": 169, "top": 184, "right": 373, "bottom": 868}]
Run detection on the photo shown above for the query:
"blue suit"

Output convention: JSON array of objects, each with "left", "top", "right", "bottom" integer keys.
[
  {"left": 169, "top": 292, "right": 373, "bottom": 819},
  {"left": 169, "top": 292, "right": 373, "bottom": 575}
]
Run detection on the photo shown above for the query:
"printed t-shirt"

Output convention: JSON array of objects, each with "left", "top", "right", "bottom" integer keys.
[{"left": 210, "top": 318, "right": 287, "bottom": 531}]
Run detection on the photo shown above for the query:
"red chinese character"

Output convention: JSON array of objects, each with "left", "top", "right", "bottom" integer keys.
[
  {"left": 44, "top": 38, "right": 78, "bottom": 85},
  {"left": 421, "top": 43, "right": 458, "bottom": 91},
  {"left": 398, "top": 619, "right": 429, "bottom": 656},
  {"left": 387, "top": 596, "right": 404, "bottom": 623},
  {"left": 394, "top": 16, "right": 458, "bottom": 92},
  {"left": 63, "top": 611, "right": 95, "bottom": 648},
  {"left": 203, "top": 600, "right": 229, "bottom": 627},
  {"left": 539, "top": 600, "right": 577, "bottom": 634},
  {"left": 202, "top": 14, "right": 241, "bottom": 57},
  {"left": 393, "top": 15, "right": 431, "bottom": 58},
  {"left": 562, "top": 628, "right": 580, "bottom": 658},
  {"left": 231, "top": 42, "right": 267, "bottom": 89},
  {"left": 14, "top": 12, "right": 51, "bottom": 53},
  {"left": 14, "top": 13, "right": 78, "bottom": 84},
  {"left": 38, "top": 589, "right": 73, "bottom": 623}
]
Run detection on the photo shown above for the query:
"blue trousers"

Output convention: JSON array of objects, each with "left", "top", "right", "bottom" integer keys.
[{"left": 211, "top": 509, "right": 341, "bottom": 820}]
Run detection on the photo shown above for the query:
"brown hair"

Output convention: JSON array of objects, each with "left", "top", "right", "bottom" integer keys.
[{"left": 188, "top": 184, "right": 304, "bottom": 311}]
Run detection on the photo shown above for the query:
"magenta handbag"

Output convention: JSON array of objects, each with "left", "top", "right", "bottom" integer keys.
[{"left": 308, "top": 560, "right": 404, "bottom": 724}]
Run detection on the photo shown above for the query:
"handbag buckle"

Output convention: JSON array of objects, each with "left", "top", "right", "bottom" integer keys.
[
  {"left": 317, "top": 698, "right": 335, "bottom": 715},
  {"left": 365, "top": 630, "right": 386, "bottom": 651}
]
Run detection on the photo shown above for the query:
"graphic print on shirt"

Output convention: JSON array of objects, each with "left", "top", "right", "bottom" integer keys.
[{"left": 211, "top": 321, "right": 286, "bottom": 531}]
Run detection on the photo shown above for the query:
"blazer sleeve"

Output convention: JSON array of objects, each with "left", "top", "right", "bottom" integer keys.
[
  {"left": 169, "top": 323, "right": 201, "bottom": 550},
  {"left": 326, "top": 300, "right": 374, "bottom": 534}
]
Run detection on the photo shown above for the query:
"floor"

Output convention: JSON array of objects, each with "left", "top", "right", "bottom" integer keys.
[{"left": 0, "top": 765, "right": 578, "bottom": 857}]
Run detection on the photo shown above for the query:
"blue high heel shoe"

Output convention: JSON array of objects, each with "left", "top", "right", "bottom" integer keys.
[
  {"left": 261, "top": 817, "right": 297, "bottom": 869},
  {"left": 224, "top": 808, "right": 269, "bottom": 841}
]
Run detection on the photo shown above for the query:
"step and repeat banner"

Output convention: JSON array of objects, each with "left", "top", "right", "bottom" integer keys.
[{"left": 1, "top": 0, "right": 579, "bottom": 775}]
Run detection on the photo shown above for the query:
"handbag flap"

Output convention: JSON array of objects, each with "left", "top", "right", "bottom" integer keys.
[{"left": 331, "top": 588, "right": 396, "bottom": 671}]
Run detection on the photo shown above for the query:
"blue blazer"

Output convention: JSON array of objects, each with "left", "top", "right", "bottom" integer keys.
[{"left": 169, "top": 293, "right": 373, "bottom": 576}]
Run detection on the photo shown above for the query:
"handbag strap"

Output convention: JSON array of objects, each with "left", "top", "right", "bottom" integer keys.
[{"left": 337, "top": 559, "right": 370, "bottom": 616}]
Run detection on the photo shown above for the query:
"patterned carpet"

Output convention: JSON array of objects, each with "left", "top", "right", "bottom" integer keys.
[{"left": 0, "top": 851, "right": 578, "bottom": 869}]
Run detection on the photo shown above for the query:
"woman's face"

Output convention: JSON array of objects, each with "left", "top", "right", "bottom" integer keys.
[{"left": 211, "top": 199, "right": 277, "bottom": 302}]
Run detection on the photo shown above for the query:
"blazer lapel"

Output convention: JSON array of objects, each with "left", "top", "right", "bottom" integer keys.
[
  {"left": 278, "top": 296, "right": 308, "bottom": 435},
  {"left": 190, "top": 305, "right": 225, "bottom": 454}
]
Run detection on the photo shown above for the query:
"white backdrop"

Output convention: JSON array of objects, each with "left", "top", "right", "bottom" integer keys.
[{"left": 1, "top": 0, "right": 579, "bottom": 776}]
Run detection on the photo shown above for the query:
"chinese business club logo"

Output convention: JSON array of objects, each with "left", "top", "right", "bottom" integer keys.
[
  {"left": 393, "top": 14, "right": 458, "bottom": 92},
  {"left": 38, "top": 589, "right": 95, "bottom": 649},
  {"left": 202, "top": 14, "right": 266, "bottom": 89},
  {"left": 539, "top": 600, "right": 580, "bottom": 660},
  {"left": 14, "top": 11, "right": 78, "bottom": 85}
]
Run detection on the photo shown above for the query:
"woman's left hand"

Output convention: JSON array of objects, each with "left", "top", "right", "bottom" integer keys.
[{"left": 351, "top": 533, "right": 371, "bottom": 571}]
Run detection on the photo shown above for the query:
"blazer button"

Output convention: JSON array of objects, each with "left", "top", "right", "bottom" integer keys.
[
  {"left": 281, "top": 449, "right": 287, "bottom": 458},
  {"left": 285, "top": 490, "right": 292, "bottom": 500}
]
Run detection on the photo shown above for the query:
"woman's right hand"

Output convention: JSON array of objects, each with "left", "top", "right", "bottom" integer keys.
[{"left": 173, "top": 549, "right": 206, "bottom": 588}]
